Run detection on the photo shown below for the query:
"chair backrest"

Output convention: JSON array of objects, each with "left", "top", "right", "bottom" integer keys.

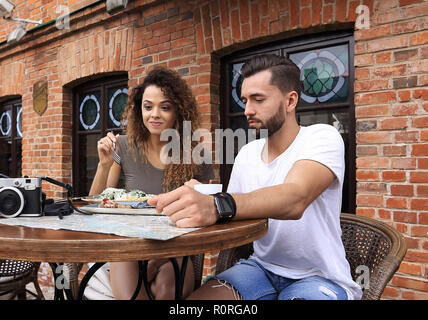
[
  {"left": 214, "top": 214, "right": 407, "bottom": 300},
  {"left": 340, "top": 213, "right": 407, "bottom": 300}
]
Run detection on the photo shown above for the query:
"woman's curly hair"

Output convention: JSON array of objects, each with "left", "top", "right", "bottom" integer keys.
[{"left": 122, "top": 67, "right": 201, "bottom": 192}]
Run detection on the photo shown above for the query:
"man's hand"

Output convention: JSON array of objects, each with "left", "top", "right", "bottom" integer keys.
[{"left": 148, "top": 185, "right": 218, "bottom": 228}]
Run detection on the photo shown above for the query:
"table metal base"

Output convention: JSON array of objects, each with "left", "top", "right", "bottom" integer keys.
[{"left": 51, "top": 257, "right": 189, "bottom": 300}]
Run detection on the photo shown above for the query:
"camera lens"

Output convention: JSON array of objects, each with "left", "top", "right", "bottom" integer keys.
[{"left": 0, "top": 187, "right": 24, "bottom": 218}]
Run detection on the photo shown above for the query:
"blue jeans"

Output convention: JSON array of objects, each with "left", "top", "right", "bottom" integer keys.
[{"left": 215, "top": 258, "right": 348, "bottom": 300}]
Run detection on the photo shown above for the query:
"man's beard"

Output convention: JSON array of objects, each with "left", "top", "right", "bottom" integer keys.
[{"left": 248, "top": 103, "right": 285, "bottom": 138}]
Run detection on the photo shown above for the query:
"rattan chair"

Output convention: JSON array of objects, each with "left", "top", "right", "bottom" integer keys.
[
  {"left": 0, "top": 260, "right": 45, "bottom": 300},
  {"left": 65, "top": 254, "right": 205, "bottom": 300},
  {"left": 214, "top": 213, "right": 407, "bottom": 300}
]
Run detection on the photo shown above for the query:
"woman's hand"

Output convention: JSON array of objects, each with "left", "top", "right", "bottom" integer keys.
[{"left": 97, "top": 132, "right": 119, "bottom": 168}]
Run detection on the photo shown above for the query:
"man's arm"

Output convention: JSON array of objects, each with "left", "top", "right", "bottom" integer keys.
[
  {"left": 233, "top": 159, "right": 335, "bottom": 221},
  {"left": 148, "top": 159, "right": 336, "bottom": 228}
]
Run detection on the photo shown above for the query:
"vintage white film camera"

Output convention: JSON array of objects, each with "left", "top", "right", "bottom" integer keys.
[{"left": 0, "top": 177, "right": 43, "bottom": 218}]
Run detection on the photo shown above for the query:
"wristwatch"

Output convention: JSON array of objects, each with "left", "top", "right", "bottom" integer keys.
[{"left": 212, "top": 192, "right": 236, "bottom": 224}]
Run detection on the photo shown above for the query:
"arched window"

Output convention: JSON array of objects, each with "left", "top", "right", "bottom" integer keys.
[
  {"left": 0, "top": 98, "right": 22, "bottom": 178},
  {"left": 221, "top": 31, "right": 355, "bottom": 213},
  {"left": 72, "top": 76, "right": 128, "bottom": 196}
]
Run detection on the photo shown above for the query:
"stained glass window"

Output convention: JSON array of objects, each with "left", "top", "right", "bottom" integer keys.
[
  {"left": 229, "top": 62, "right": 245, "bottom": 113},
  {"left": 108, "top": 87, "right": 128, "bottom": 129},
  {"left": 74, "top": 78, "right": 128, "bottom": 196},
  {"left": 0, "top": 99, "right": 22, "bottom": 178},
  {"left": 289, "top": 44, "right": 349, "bottom": 106},
  {"left": 79, "top": 91, "right": 102, "bottom": 131}
]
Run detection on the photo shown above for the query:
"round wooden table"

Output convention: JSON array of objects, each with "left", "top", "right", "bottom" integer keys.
[{"left": 0, "top": 218, "right": 268, "bottom": 299}]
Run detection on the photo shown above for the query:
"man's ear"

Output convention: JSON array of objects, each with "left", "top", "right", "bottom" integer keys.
[{"left": 285, "top": 91, "right": 299, "bottom": 112}]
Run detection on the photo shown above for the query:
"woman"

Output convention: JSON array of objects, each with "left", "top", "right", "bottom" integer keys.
[{"left": 89, "top": 67, "right": 214, "bottom": 299}]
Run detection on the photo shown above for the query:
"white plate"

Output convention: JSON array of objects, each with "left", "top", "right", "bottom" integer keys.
[{"left": 78, "top": 204, "right": 163, "bottom": 216}]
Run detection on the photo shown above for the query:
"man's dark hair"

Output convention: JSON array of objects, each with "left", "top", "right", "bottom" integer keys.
[{"left": 241, "top": 54, "right": 302, "bottom": 97}]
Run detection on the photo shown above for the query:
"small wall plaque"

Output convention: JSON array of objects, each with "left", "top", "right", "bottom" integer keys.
[{"left": 33, "top": 80, "right": 48, "bottom": 116}]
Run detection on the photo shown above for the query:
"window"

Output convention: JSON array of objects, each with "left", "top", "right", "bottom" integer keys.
[
  {"left": 0, "top": 98, "right": 22, "bottom": 178},
  {"left": 220, "top": 31, "right": 355, "bottom": 213},
  {"left": 72, "top": 76, "right": 128, "bottom": 196}
]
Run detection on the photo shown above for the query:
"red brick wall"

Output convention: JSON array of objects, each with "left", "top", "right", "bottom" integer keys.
[{"left": 0, "top": 0, "right": 427, "bottom": 299}]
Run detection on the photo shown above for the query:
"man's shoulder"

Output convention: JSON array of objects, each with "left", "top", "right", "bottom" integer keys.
[
  {"left": 304, "top": 123, "right": 339, "bottom": 134},
  {"left": 302, "top": 124, "right": 343, "bottom": 142}
]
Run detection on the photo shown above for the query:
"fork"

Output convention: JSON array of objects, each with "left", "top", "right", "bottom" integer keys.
[{"left": 112, "top": 141, "right": 121, "bottom": 165}]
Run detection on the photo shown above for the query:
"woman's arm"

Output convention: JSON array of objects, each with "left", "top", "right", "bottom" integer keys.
[
  {"left": 88, "top": 132, "right": 121, "bottom": 195},
  {"left": 89, "top": 162, "right": 121, "bottom": 195}
]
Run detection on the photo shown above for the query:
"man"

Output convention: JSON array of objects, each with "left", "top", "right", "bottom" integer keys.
[{"left": 148, "top": 54, "right": 362, "bottom": 300}]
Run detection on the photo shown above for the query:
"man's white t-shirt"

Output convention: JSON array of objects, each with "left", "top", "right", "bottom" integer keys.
[{"left": 227, "top": 124, "right": 363, "bottom": 300}]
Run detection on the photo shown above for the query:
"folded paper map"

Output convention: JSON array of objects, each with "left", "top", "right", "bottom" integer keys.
[{"left": 0, "top": 213, "right": 200, "bottom": 241}]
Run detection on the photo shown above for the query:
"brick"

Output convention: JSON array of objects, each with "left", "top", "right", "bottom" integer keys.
[
  {"left": 239, "top": 0, "right": 249, "bottom": 23},
  {"left": 412, "top": 144, "right": 428, "bottom": 156},
  {"left": 410, "top": 172, "right": 428, "bottom": 183},
  {"left": 289, "top": 0, "right": 300, "bottom": 28},
  {"left": 391, "top": 185, "right": 414, "bottom": 197},
  {"left": 393, "top": 76, "right": 418, "bottom": 89},
  {"left": 312, "top": 0, "right": 322, "bottom": 25},
  {"left": 397, "top": 261, "right": 422, "bottom": 277},
  {"left": 375, "top": 52, "right": 392, "bottom": 64},
  {"left": 378, "top": 208, "right": 391, "bottom": 220},
  {"left": 392, "top": 103, "right": 418, "bottom": 116},
  {"left": 391, "top": 157, "right": 416, "bottom": 169},
  {"left": 301, "top": 7, "right": 311, "bottom": 28},
  {"left": 357, "top": 131, "right": 392, "bottom": 144},
  {"left": 231, "top": 9, "right": 241, "bottom": 42},
  {"left": 357, "top": 157, "right": 390, "bottom": 168},
  {"left": 399, "top": 0, "right": 425, "bottom": 6},
  {"left": 355, "top": 67, "right": 370, "bottom": 80},
  {"left": 355, "top": 91, "right": 396, "bottom": 105},
  {"left": 382, "top": 170, "right": 406, "bottom": 181},
  {"left": 250, "top": 1, "right": 260, "bottom": 37},
  {"left": 356, "top": 194, "right": 383, "bottom": 207},
  {"left": 395, "top": 131, "right": 418, "bottom": 143},
  {"left": 387, "top": 197, "right": 408, "bottom": 209},
  {"left": 398, "top": 90, "right": 411, "bottom": 102},
  {"left": 379, "top": 118, "right": 408, "bottom": 130},
  {"left": 357, "top": 182, "right": 387, "bottom": 193},
  {"left": 355, "top": 79, "right": 389, "bottom": 92},
  {"left": 356, "top": 120, "right": 377, "bottom": 131},
  {"left": 355, "top": 105, "right": 390, "bottom": 118},
  {"left": 418, "top": 158, "right": 428, "bottom": 169},
  {"left": 413, "top": 89, "right": 428, "bottom": 100},
  {"left": 356, "top": 207, "right": 376, "bottom": 218},
  {"left": 383, "top": 145, "right": 407, "bottom": 156},
  {"left": 411, "top": 224, "right": 428, "bottom": 236},
  {"left": 366, "top": 35, "right": 408, "bottom": 53},
  {"left": 394, "top": 48, "right": 418, "bottom": 61},
  {"left": 354, "top": 24, "right": 391, "bottom": 41},
  {"left": 393, "top": 211, "right": 417, "bottom": 225},
  {"left": 356, "top": 170, "right": 379, "bottom": 181},
  {"left": 356, "top": 145, "right": 378, "bottom": 156},
  {"left": 410, "top": 31, "right": 428, "bottom": 46},
  {"left": 219, "top": 0, "right": 229, "bottom": 28},
  {"left": 373, "top": 64, "right": 406, "bottom": 78},
  {"left": 405, "top": 250, "right": 428, "bottom": 263},
  {"left": 419, "top": 211, "right": 428, "bottom": 223},
  {"left": 322, "top": 4, "right": 333, "bottom": 24},
  {"left": 402, "top": 289, "right": 428, "bottom": 300},
  {"left": 381, "top": 286, "right": 400, "bottom": 299}
]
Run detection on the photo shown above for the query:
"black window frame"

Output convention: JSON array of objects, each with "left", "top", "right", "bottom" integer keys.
[
  {"left": 72, "top": 75, "right": 128, "bottom": 196},
  {"left": 0, "top": 98, "right": 22, "bottom": 178},
  {"left": 220, "top": 31, "right": 356, "bottom": 213}
]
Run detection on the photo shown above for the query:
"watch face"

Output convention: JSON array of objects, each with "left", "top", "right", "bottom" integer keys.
[{"left": 214, "top": 196, "right": 232, "bottom": 214}]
